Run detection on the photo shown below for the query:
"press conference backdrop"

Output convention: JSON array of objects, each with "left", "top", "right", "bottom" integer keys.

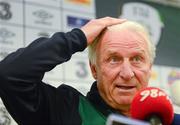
[{"left": 0, "top": 0, "right": 180, "bottom": 124}]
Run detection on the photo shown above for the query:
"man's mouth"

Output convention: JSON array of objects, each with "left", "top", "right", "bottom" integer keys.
[{"left": 116, "top": 85, "right": 136, "bottom": 90}]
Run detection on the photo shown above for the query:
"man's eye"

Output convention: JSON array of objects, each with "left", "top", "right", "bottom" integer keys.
[
  {"left": 109, "top": 57, "right": 120, "bottom": 63},
  {"left": 110, "top": 57, "right": 121, "bottom": 64},
  {"left": 132, "top": 56, "right": 142, "bottom": 63}
]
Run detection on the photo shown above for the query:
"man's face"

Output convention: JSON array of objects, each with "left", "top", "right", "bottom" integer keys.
[{"left": 90, "top": 28, "right": 152, "bottom": 112}]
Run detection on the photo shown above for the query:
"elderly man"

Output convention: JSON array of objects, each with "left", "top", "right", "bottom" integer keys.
[{"left": 0, "top": 17, "right": 156, "bottom": 125}]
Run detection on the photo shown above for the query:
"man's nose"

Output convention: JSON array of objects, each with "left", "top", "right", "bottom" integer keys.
[{"left": 119, "top": 61, "right": 134, "bottom": 80}]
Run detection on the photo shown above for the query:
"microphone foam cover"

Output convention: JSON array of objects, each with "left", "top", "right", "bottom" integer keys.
[{"left": 130, "top": 87, "right": 174, "bottom": 125}]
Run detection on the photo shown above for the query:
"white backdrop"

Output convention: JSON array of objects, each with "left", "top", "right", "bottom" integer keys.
[{"left": 0, "top": 0, "right": 179, "bottom": 124}]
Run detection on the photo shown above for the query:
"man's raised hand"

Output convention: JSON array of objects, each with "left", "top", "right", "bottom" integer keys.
[{"left": 81, "top": 17, "right": 126, "bottom": 46}]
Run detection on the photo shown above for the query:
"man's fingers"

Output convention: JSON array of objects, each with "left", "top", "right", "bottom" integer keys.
[
  {"left": 81, "top": 17, "right": 127, "bottom": 45},
  {"left": 98, "top": 17, "right": 127, "bottom": 27}
]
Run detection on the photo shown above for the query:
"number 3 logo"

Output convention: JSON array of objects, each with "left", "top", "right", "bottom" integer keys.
[
  {"left": 0, "top": 2, "right": 12, "bottom": 20},
  {"left": 76, "top": 61, "right": 88, "bottom": 78}
]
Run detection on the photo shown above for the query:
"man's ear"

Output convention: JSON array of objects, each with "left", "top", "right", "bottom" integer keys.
[
  {"left": 89, "top": 60, "right": 97, "bottom": 80},
  {"left": 148, "top": 63, "right": 153, "bottom": 79}
]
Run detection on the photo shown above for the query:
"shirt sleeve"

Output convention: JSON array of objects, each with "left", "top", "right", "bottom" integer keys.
[{"left": 0, "top": 28, "right": 87, "bottom": 124}]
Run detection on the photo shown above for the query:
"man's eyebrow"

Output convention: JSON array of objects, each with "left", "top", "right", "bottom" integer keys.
[
  {"left": 130, "top": 51, "right": 147, "bottom": 58},
  {"left": 106, "top": 50, "right": 119, "bottom": 55}
]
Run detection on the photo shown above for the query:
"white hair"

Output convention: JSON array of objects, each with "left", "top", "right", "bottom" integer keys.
[{"left": 88, "top": 21, "right": 156, "bottom": 64}]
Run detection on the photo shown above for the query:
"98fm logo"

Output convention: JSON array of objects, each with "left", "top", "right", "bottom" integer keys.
[
  {"left": 139, "top": 88, "right": 172, "bottom": 103},
  {"left": 0, "top": 2, "right": 12, "bottom": 20}
]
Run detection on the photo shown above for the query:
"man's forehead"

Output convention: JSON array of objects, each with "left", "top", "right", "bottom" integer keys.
[
  {"left": 102, "top": 28, "right": 147, "bottom": 45},
  {"left": 98, "top": 28, "right": 149, "bottom": 55}
]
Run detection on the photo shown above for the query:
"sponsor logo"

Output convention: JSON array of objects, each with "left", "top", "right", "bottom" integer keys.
[
  {"left": 168, "top": 70, "right": 180, "bottom": 85},
  {"left": 0, "top": 28, "right": 15, "bottom": 44},
  {"left": 67, "top": 16, "right": 89, "bottom": 28},
  {"left": 33, "top": 9, "right": 53, "bottom": 25},
  {"left": 66, "top": 0, "right": 91, "bottom": 5}
]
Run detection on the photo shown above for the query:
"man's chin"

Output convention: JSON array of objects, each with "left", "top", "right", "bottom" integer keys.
[{"left": 115, "top": 96, "right": 133, "bottom": 105}]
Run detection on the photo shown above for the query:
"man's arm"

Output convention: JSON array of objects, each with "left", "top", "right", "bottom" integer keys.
[{"left": 0, "top": 28, "right": 87, "bottom": 124}]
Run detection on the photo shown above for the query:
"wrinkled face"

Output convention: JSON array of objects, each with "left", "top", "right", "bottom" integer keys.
[{"left": 90, "top": 28, "right": 152, "bottom": 113}]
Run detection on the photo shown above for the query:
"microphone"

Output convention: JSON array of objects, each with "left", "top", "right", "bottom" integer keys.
[
  {"left": 172, "top": 113, "right": 180, "bottom": 125},
  {"left": 169, "top": 80, "right": 180, "bottom": 106},
  {"left": 130, "top": 87, "right": 174, "bottom": 125}
]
